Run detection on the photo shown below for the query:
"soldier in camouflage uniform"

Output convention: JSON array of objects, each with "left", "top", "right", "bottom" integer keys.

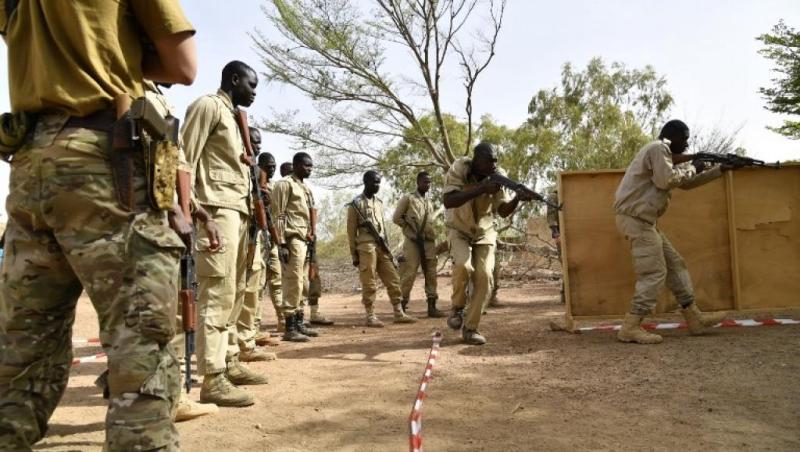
[
  {"left": 614, "top": 120, "right": 727, "bottom": 344},
  {"left": 0, "top": 1, "right": 196, "bottom": 449}
]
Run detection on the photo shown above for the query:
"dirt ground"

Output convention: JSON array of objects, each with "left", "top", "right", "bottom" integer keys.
[{"left": 36, "top": 262, "right": 799, "bottom": 452}]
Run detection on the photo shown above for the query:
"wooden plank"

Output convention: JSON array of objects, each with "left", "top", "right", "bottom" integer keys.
[
  {"left": 726, "top": 171, "right": 742, "bottom": 310},
  {"left": 557, "top": 172, "right": 574, "bottom": 325},
  {"left": 731, "top": 166, "right": 800, "bottom": 309}
]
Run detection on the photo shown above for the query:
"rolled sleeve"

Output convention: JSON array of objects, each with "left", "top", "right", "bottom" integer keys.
[{"left": 131, "top": 0, "right": 195, "bottom": 40}]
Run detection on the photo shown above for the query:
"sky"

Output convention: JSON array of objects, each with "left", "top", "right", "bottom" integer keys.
[{"left": 0, "top": 0, "right": 798, "bottom": 219}]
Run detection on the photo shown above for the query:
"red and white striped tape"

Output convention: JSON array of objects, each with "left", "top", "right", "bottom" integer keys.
[
  {"left": 409, "top": 331, "right": 442, "bottom": 452},
  {"left": 71, "top": 353, "right": 106, "bottom": 365},
  {"left": 579, "top": 318, "right": 800, "bottom": 332},
  {"left": 72, "top": 337, "right": 101, "bottom": 345}
]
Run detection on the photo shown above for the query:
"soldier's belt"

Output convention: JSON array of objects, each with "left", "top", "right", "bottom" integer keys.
[{"left": 65, "top": 109, "right": 116, "bottom": 131}]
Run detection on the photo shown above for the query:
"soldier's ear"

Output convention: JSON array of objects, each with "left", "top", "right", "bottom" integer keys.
[{"left": 231, "top": 72, "right": 240, "bottom": 87}]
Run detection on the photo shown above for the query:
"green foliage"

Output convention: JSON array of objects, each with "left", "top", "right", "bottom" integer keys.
[
  {"left": 757, "top": 20, "right": 800, "bottom": 139},
  {"left": 526, "top": 57, "right": 673, "bottom": 178}
]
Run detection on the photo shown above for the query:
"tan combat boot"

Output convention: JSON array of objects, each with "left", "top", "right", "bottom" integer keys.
[
  {"left": 226, "top": 356, "right": 269, "bottom": 385},
  {"left": 682, "top": 304, "right": 726, "bottom": 335},
  {"left": 310, "top": 304, "right": 335, "bottom": 325},
  {"left": 199, "top": 372, "right": 254, "bottom": 407},
  {"left": 462, "top": 328, "right": 487, "bottom": 345},
  {"left": 254, "top": 331, "right": 275, "bottom": 347},
  {"left": 617, "top": 313, "right": 663, "bottom": 344},
  {"left": 175, "top": 387, "right": 219, "bottom": 422},
  {"left": 392, "top": 303, "right": 418, "bottom": 324},
  {"left": 240, "top": 347, "right": 277, "bottom": 362},
  {"left": 364, "top": 304, "right": 384, "bottom": 327}
]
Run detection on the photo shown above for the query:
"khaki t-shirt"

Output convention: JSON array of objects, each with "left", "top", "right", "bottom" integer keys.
[
  {"left": 347, "top": 194, "right": 389, "bottom": 257},
  {"left": 182, "top": 90, "right": 251, "bottom": 215},
  {"left": 1, "top": 0, "right": 194, "bottom": 117},
  {"left": 392, "top": 191, "right": 436, "bottom": 241},
  {"left": 613, "top": 140, "right": 722, "bottom": 224},
  {"left": 443, "top": 157, "right": 512, "bottom": 244},
  {"left": 271, "top": 175, "right": 314, "bottom": 243}
]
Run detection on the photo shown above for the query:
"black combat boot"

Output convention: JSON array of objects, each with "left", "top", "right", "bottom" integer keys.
[
  {"left": 426, "top": 296, "right": 445, "bottom": 318},
  {"left": 282, "top": 313, "right": 310, "bottom": 342},
  {"left": 295, "top": 310, "right": 319, "bottom": 337}
]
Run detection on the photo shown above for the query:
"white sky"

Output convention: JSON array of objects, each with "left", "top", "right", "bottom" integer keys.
[{"left": 1, "top": 0, "right": 798, "bottom": 219}]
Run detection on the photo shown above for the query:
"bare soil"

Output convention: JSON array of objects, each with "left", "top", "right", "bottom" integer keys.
[{"left": 36, "top": 261, "right": 800, "bottom": 451}]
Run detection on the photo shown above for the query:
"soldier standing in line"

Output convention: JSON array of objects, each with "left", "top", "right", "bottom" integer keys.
[
  {"left": 347, "top": 171, "right": 418, "bottom": 327},
  {"left": 614, "top": 119, "right": 727, "bottom": 344},
  {"left": 271, "top": 153, "right": 320, "bottom": 341},
  {"left": 235, "top": 127, "right": 278, "bottom": 360},
  {"left": 443, "top": 143, "right": 536, "bottom": 345},
  {"left": 546, "top": 188, "right": 565, "bottom": 304},
  {"left": 392, "top": 171, "right": 445, "bottom": 318},
  {"left": 252, "top": 149, "right": 286, "bottom": 340},
  {"left": 280, "top": 162, "right": 293, "bottom": 177},
  {"left": 182, "top": 60, "right": 268, "bottom": 408},
  {"left": 0, "top": 1, "right": 195, "bottom": 449}
]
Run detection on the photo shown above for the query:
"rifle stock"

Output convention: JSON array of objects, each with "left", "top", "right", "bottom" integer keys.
[
  {"left": 235, "top": 110, "right": 269, "bottom": 230},
  {"left": 309, "top": 207, "right": 319, "bottom": 280}
]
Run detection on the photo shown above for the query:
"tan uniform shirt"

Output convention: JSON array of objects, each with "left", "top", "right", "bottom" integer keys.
[
  {"left": 613, "top": 140, "right": 722, "bottom": 224},
  {"left": 1, "top": 0, "right": 194, "bottom": 116},
  {"left": 347, "top": 194, "right": 388, "bottom": 258},
  {"left": 182, "top": 90, "right": 251, "bottom": 215},
  {"left": 392, "top": 191, "right": 436, "bottom": 241},
  {"left": 271, "top": 175, "right": 314, "bottom": 243},
  {"left": 443, "top": 157, "right": 512, "bottom": 244}
]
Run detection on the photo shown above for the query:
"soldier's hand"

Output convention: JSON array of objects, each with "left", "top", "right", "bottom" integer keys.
[
  {"left": 240, "top": 153, "right": 254, "bottom": 166},
  {"left": 279, "top": 244, "right": 290, "bottom": 264},
  {"left": 480, "top": 179, "right": 502, "bottom": 195},
  {"left": 204, "top": 219, "right": 222, "bottom": 252},
  {"left": 168, "top": 208, "right": 193, "bottom": 248},
  {"left": 691, "top": 160, "right": 708, "bottom": 173}
]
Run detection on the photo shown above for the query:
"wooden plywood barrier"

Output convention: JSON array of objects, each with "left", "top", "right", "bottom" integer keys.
[{"left": 557, "top": 164, "right": 800, "bottom": 324}]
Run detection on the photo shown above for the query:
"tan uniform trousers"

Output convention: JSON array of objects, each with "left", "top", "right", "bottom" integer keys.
[
  {"left": 279, "top": 237, "right": 308, "bottom": 316},
  {"left": 449, "top": 230, "right": 495, "bottom": 331},
  {"left": 255, "top": 242, "right": 283, "bottom": 325},
  {"left": 400, "top": 238, "right": 438, "bottom": 300},
  {"left": 236, "top": 233, "right": 266, "bottom": 352},
  {"left": 195, "top": 207, "right": 249, "bottom": 375},
  {"left": 357, "top": 242, "right": 402, "bottom": 307},
  {"left": 615, "top": 215, "right": 694, "bottom": 316}
]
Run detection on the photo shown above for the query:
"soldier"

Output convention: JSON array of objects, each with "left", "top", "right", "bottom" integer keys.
[
  {"left": 271, "top": 152, "right": 320, "bottom": 341},
  {"left": 182, "top": 60, "right": 268, "bottom": 408},
  {"left": 347, "top": 171, "right": 418, "bottom": 327},
  {"left": 235, "top": 128, "right": 278, "bottom": 360},
  {"left": 257, "top": 152, "right": 287, "bottom": 335},
  {"left": 443, "top": 143, "right": 536, "bottom": 345},
  {"left": 280, "top": 162, "right": 293, "bottom": 177},
  {"left": 546, "top": 189, "right": 565, "bottom": 304},
  {"left": 0, "top": 1, "right": 195, "bottom": 449},
  {"left": 304, "top": 235, "right": 335, "bottom": 325},
  {"left": 392, "top": 171, "right": 444, "bottom": 318},
  {"left": 614, "top": 119, "right": 727, "bottom": 344}
]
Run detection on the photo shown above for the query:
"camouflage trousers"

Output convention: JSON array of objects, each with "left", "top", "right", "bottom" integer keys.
[
  {"left": 449, "top": 229, "right": 495, "bottom": 331},
  {"left": 615, "top": 215, "right": 694, "bottom": 316},
  {"left": 0, "top": 119, "right": 183, "bottom": 451},
  {"left": 399, "top": 238, "right": 437, "bottom": 300}
]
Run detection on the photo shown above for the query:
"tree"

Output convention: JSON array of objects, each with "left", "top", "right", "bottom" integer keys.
[
  {"left": 757, "top": 20, "right": 800, "bottom": 140},
  {"left": 525, "top": 57, "right": 674, "bottom": 180},
  {"left": 253, "top": 0, "right": 506, "bottom": 186}
]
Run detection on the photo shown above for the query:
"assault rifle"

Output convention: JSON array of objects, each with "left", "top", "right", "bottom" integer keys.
[
  {"left": 178, "top": 243, "right": 197, "bottom": 393},
  {"left": 234, "top": 111, "right": 269, "bottom": 274},
  {"left": 349, "top": 198, "right": 397, "bottom": 268},
  {"left": 692, "top": 152, "right": 781, "bottom": 169},
  {"left": 308, "top": 207, "right": 320, "bottom": 280},
  {"left": 487, "top": 173, "right": 563, "bottom": 211}
]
